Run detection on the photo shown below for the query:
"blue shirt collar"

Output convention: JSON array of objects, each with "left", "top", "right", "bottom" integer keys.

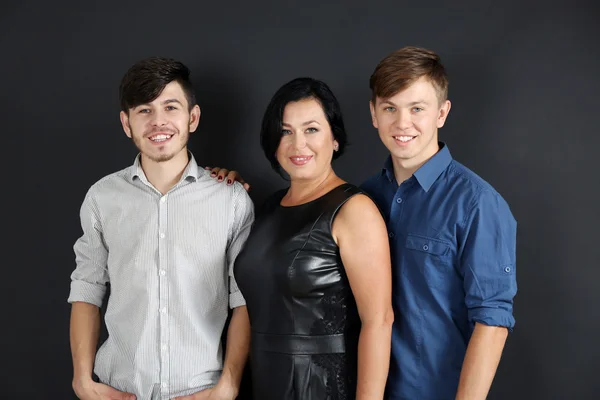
[{"left": 381, "top": 142, "right": 453, "bottom": 192}]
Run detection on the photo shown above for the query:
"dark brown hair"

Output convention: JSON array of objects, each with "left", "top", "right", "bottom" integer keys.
[
  {"left": 369, "top": 46, "right": 448, "bottom": 104},
  {"left": 119, "top": 56, "right": 196, "bottom": 113}
]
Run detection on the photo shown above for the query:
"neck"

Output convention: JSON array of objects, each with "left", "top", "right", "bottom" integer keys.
[
  {"left": 392, "top": 142, "right": 440, "bottom": 185},
  {"left": 140, "top": 149, "right": 190, "bottom": 194},
  {"left": 285, "top": 168, "right": 341, "bottom": 205}
]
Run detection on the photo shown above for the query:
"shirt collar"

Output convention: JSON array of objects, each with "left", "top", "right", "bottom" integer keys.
[
  {"left": 381, "top": 142, "right": 453, "bottom": 192},
  {"left": 129, "top": 151, "right": 202, "bottom": 182},
  {"left": 382, "top": 156, "right": 396, "bottom": 182}
]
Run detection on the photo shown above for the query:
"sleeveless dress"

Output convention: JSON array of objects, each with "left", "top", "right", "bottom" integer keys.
[{"left": 234, "top": 183, "right": 363, "bottom": 400}]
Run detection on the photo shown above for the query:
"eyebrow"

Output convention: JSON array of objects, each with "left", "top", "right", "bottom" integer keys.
[
  {"left": 282, "top": 120, "right": 321, "bottom": 127},
  {"left": 408, "top": 100, "right": 429, "bottom": 106},
  {"left": 381, "top": 100, "right": 429, "bottom": 107},
  {"left": 162, "top": 99, "right": 183, "bottom": 106},
  {"left": 135, "top": 98, "right": 184, "bottom": 109}
]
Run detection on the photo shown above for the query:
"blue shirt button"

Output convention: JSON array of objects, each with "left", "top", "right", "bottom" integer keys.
[
  {"left": 396, "top": 198, "right": 403, "bottom": 203},
  {"left": 423, "top": 244, "right": 429, "bottom": 251},
  {"left": 389, "top": 232, "right": 395, "bottom": 238},
  {"left": 505, "top": 266, "right": 511, "bottom": 273}
]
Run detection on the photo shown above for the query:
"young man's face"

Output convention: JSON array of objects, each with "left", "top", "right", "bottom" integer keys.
[
  {"left": 120, "top": 81, "right": 200, "bottom": 163},
  {"left": 370, "top": 77, "right": 450, "bottom": 169}
]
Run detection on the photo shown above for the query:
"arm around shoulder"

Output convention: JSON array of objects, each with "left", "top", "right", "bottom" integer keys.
[
  {"left": 227, "top": 183, "right": 255, "bottom": 308},
  {"left": 213, "top": 184, "right": 254, "bottom": 398}
]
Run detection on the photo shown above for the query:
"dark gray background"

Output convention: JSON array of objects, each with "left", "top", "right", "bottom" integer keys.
[{"left": 3, "top": 0, "right": 599, "bottom": 398}]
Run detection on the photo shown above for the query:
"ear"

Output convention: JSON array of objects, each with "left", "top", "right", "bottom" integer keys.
[
  {"left": 436, "top": 99, "right": 451, "bottom": 128},
  {"left": 369, "top": 100, "right": 379, "bottom": 129},
  {"left": 189, "top": 105, "right": 201, "bottom": 133},
  {"left": 333, "top": 139, "right": 339, "bottom": 151},
  {"left": 120, "top": 111, "right": 132, "bottom": 138}
]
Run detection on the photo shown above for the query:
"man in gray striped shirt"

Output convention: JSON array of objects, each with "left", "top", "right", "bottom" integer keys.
[{"left": 68, "top": 57, "right": 254, "bottom": 400}]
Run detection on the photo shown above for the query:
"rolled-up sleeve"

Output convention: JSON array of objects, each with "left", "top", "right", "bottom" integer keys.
[
  {"left": 226, "top": 183, "right": 255, "bottom": 309},
  {"left": 67, "top": 192, "right": 109, "bottom": 307},
  {"left": 460, "top": 189, "right": 517, "bottom": 330}
]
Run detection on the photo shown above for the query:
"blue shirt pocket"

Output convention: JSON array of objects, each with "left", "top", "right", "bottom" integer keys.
[{"left": 404, "top": 234, "right": 454, "bottom": 289}]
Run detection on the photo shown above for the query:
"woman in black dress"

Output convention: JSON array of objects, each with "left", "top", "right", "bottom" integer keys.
[{"left": 233, "top": 78, "right": 393, "bottom": 400}]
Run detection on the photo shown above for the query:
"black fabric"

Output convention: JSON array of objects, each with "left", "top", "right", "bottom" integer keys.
[{"left": 234, "top": 183, "right": 363, "bottom": 400}]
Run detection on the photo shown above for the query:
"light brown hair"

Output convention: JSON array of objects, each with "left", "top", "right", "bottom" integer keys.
[{"left": 369, "top": 46, "right": 448, "bottom": 104}]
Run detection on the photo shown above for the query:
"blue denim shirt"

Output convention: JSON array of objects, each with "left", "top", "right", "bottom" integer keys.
[{"left": 361, "top": 143, "right": 517, "bottom": 400}]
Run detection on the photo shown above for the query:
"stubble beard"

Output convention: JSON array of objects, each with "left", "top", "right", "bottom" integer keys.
[{"left": 131, "top": 128, "right": 189, "bottom": 163}]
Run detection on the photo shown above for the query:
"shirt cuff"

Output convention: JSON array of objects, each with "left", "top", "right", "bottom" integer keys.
[
  {"left": 67, "top": 280, "right": 107, "bottom": 307},
  {"left": 469, "top": 307, "right": 516, "bottom": 331},
  {"left": 229, "top": 290, "right": 246, "bottom": 309}
]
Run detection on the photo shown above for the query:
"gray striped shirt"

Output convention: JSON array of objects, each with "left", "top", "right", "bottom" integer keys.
[{"left": 67, "top": 153, "right": 254, "bottom": 400}]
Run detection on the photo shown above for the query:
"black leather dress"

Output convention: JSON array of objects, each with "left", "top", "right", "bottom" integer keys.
[{"left": 234, "top": 183, "right": 363, "bottom": 400}]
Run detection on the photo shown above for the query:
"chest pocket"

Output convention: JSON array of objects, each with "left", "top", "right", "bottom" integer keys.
[{"left": 403, "top": 233, "right": 455, "bottom": 289}]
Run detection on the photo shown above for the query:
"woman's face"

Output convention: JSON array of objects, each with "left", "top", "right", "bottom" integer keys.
[{"left": 276, "top": 98, "right": 338, "bottom": 182}]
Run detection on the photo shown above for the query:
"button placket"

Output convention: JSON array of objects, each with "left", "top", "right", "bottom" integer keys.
[
  {"left": 389, "top": 185, "right": 407, "bottom": 239},
  {"left": 158, "top": 193, "right": 170, "bottom": 394}
]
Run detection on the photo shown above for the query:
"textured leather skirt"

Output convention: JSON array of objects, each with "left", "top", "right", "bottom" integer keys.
[{"left": 250, "top": 331, "right": 358, "bottom": 400}]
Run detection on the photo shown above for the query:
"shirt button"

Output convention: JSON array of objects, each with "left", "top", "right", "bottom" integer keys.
[
  {"left": 161, "top": 382, "right": 167, "bottom": 388},
  {"left": 160, "top": 196, "right": 166, "bottom": 203},
  {"left": 161, "top": 307, "right": 167, "bottom": 313},
  {"left": 423, "top": 244, "right": 429, "bottom": 251},
  {"left": 160, "top": 269, "right": 166, "bottom": 276},
  {"left": 389, "top": 232, "right": 395, "bottom": 238},
  {"left": 160, "top": 233, "right": 165, "bottom": 239},
  {"left": 396, "top": 198, "right": 403, "bottom": 203},
  {"left": 505, "top": 266, "right": 511, "bottom": 273},
  {"left": 162, "top": 344, "right": 167, "bottom": 351}
]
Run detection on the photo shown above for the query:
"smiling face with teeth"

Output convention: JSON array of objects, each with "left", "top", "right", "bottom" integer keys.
[
  {"left": 120, "top": 81, "right": 200, "bottom": 164},
  {"left": 370, "top": 77, "right": 451, "bottom": 177},
  {"left": 276, "top": 98, "right": 339, "bottom": 181}
]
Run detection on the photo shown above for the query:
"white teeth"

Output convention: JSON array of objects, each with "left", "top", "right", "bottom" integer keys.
[
  {"left": 150, "top": 134, "right": 172, "bottom": 142},
  {"left": 292, "top": 157, "right": 310, "bottom": 161},
  {"left": 394, "top": 136, "right": 414, "bottom": 142}
]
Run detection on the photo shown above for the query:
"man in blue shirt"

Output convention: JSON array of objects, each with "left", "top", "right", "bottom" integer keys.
[
  {"left": 361, "top": 46, "right": 517, "bottom": 400},
  {"left": 210, "top": 45, "right": 517, "bottom": 400}
]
